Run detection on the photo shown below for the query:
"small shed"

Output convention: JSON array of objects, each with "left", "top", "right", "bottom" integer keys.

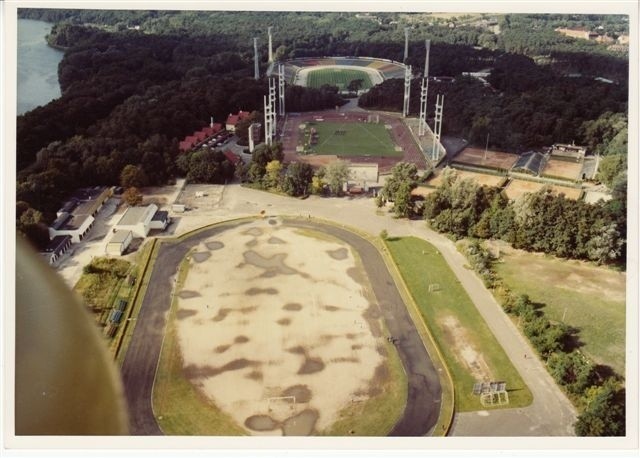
[{"left": 106, "top": 230, "right": 133, "bottom": 256}]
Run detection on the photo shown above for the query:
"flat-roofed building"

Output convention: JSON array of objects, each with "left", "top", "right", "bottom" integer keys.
[
  {"left": 115, "top": 203, "right": 159, "bottom": 238},
  {"left": 40, "top": 235, "right": 72, "bottom": 265},
  {"left": 550, "top": 143, "right": 587, "bottom": 162},
  {"left": 150, "top": 210, "right": 170, "bottom": 231},
  {"left": 49, "top": 213, "right": 95, "bottom": 243},
  {"left": 106, "top": 230, "right": 133, "bottom": 256}
]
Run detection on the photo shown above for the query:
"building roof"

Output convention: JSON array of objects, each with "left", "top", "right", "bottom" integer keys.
[
  {"left": 512, "top": 151, "right": 546, "bottom": 176},
  {"left": 73, "top": 200, "right": 101, "bottom": 216},
  {"left": 152, "top": 210, "right": 169, "bottom": 222},
  {"left": 223, "top": 150, "right": 242, "bottom": 165},
  {"left": 71, "top": 186, "right": 109, "bottom": 202},
  {"left": 117, "top": 204, "right": 158, "bottom": 226},
  {"left": 226, "top": 110, "right": 251, "bottom": 126},
  {"left": 109, "top": 230, "right": 132, "bottom": 244},
  {"left": 42, "top": 235, "right": 72, "bottom": 254},
  {"left": 51, "top": 213, "right": 71, "bottom": 230},
  {"left": 58, "top": 199, "right": 79, "bottom": 215}
]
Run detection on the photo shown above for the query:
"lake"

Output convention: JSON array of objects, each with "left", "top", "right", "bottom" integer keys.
[{"left": 17, "top": 19, "right": 65, "bottom": 116}]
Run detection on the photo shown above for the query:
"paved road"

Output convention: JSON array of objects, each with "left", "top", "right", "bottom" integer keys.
[{"left": 122, "top": 217, "right": 440, "bottom": 436}]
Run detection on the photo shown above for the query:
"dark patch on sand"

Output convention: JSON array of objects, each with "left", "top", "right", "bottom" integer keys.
[
  {"left": 245, "top": 239, "right": 258, "bottom": 248},
  {"left": 283, "top": 303, "right": 303, "bottom": 311},
  {"left": 245, "top": 287, "right": 279, "bottom": 296},
  {"left": 192, "top": 251, "right": 211, "bottom": 263},
  {"left": 363, "top": 304, "right": 381, "bottom": 320},
  {"left": 239, "top": 306, "right": 258, "bottom": 314},
  {"left": 243, "top": 227, "right": 263, "bottom": 236},
  {"left": 234, "top": 335, "right": 250, "bottom": 344},
  {"left": 268, "top": 219, "right": 278, "bottom": 226},
  {"left": 268, "top": 236, "right": 285, "bottom": 244},
  {"left": 245, "top": 415, "right": 278, "bottom": 431},
  {"left": 287, "top": 345, "right": 306, "bottom": 355},
  {"left": 331, "top": 357, "right": 360, "bottom": 363},
  {"left": 323, "top": 305, "right": 340, "bottom": 312},
  {"left": 282, "top": 384, "right": 312, "bottom": 403},
  {"left": 282, "top": 409, "right": 318, "bottom": 436},
  {"left": 376, "top": 344, "right": 387, "bottom": 357},
  {"left": 214, "top": 344, "right": 230, "bottom": 353},
  {"left": 177, "top": 290, "right": 200, "bottom": 299},
  {"left": 205, "top": 241, "right": 224, "bottom": 250},
  {"left": 277, "top": 317, "right": 292, "bottom": 326},
  {"left": 175, "top": 309, "right": 197, "bottom": 320},
  {"left": 298, "top": 357, "right": 325, "bottom": 375},
  {"left": 245, "top": 370, "right": 263, "bottom": 381},
  {"left": 212, "top": 308, "right": 232, "bottom": 322},
  {"left": 373, "top": 363, "right": 390, "bottom": 384},
  {"left": 351, "top": 344, "right": 363, "bottom": 350},
  {"left": 345, "top": 333, "right": 359, "bottom": 340},
  {"left": 243, "top": 251, "right": 297, "bottom": 277},
  {"left": 346, "top": 266, "right": 365, "bottom": 284},
  {"left": 326, "top": 247, "right": 348, "bottom": 260},
  {"left": 183, "top": 358, "right": 259, "bottom": 379}
]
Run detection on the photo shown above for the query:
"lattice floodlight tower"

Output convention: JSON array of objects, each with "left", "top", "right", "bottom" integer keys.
[
  {"left": 432, "top": 93, "right": 444, "bottom": 161},
  {"left": 403, "top": 64, "right": 412, "bottom": 118},
  {"left": 268, "top": 26, "right": 274, "bottom": 63},
  {"left": 253, "top": 37, "right": 260, "bottom": 80},
  {"left": 404, "top": 27, "right": 410, "bottom": 62},
  {"left": 418, "top": 40, "right": 431, "bottom": 137},
  {"left": 278, "top": 64, "right": 285, "bottom": 116},
  {"left": 264, "top": 96, "right": 272, "bottom": 145},
  {"left": 269, "top": 77, "right": 277, "bottom": 138}
]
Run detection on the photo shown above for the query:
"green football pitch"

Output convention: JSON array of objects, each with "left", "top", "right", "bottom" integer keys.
[
  {"left": 306, "top": 68, "right": 373, "bottom": 91},
  {"left": 303, "top": 121, "right": 401, "bottom": 157}
]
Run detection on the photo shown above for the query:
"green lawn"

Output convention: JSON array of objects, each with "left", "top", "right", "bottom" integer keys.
[
  {"left": 307, "top": 67, "right": 373, "bottom": 91},
  {"left": 303, "top": 121, "right": 400, "bottom": 157},
  {"left": 386, "top": 236, "right": 532, "bottom": 412},
  {"left": 494, "top": 248, "right": 626, "bottom": 376}
]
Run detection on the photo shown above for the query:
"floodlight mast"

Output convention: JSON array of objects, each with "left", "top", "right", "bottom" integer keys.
[
  {"left": 253, "top": 37, "right": 259, "bottom": 80},
  {"left": 403, "top": 65, "right": 411, "bottom": 117},
  {"left": 418, "top": 40, "right": 431, "bottom": 137},
  {"left": 404, "top": 27, "right": 410, "bottom": 62},
  {"left": 432, "top": 94, "right": 444, "bottom": 161},
  {"left": 268, "top": 27, "right": 273, "bottom": 63},
  {"left": 278, "top": 64, "right": 285, "bottom": 116}
]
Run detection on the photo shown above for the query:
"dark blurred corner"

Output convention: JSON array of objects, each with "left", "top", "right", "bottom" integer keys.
[{"left": 15, "top": 237, "right": 129, "bottom": 435}]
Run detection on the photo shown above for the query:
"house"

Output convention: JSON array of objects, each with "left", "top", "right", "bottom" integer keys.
[
  {"left": 225, "top": 110, "right": 251, "bottom": 132},
  {"left": 115, "top": 203, "right": 160, "bottom": 238},
  {"left": 105, "top": 230, "right": 133, "bottom": 256},
  {"left": 550, "top": 143, "right": 587, "bottom": 162},
  {"left": 49, "top": 186, "right": 112, "bottom": 242},
  {"left": 40, "top": 235, "right": 72, "bottom": 265}
]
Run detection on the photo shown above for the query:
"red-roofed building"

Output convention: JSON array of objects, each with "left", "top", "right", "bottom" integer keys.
[
  {"left": 179, "top": 140, "right": 194, "bottom": 152},
  {"left": 195, "top": 131, "right": 207, "bottom": 141},
  {"left": 226, "top": 111, "right": 251, "bottom": 132},
  {"left": 223, "top": 150, "right": 242, "bottom": 166}
]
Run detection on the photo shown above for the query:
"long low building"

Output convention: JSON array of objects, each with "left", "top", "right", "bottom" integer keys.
[
  {"left": 115, "top": 204, "right": 170, "bottom": 238},
  {"left": 40, "top": 235, "right": 72, "bottom": 265}
]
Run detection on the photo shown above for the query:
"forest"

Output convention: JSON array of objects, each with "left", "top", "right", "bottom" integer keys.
[{"left": 16, "top": 10, "right": 628, "bottom": 250}]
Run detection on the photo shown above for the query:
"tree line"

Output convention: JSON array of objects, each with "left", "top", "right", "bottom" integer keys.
[{"left": 463, "top": 241, "right": 625, "bottom": 436}]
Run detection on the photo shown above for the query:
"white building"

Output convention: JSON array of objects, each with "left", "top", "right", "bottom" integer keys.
[
  {"left": 115, "top": 204, "right": 159, "bottom": 238},
  {"left": 49, "top": 213, "right": 95, "bottom": 243},
  {"left": 106, "top": 230, "right": 133, "bottom": 256}
]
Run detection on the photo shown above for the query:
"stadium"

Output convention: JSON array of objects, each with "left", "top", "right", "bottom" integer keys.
[{"left": 275, "top": 57, "right": 431, "bottom": 172}]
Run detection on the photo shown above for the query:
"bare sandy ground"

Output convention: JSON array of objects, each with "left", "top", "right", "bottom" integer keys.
[{"left": 173, "top": 218, "right": 384, "bottom": 435}]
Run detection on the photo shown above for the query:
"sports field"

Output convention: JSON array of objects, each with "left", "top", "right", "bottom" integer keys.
[
  {"left": 307, "top": 68, "right": 373, "bottom": 91},
  {"left": 491, "top": 242, "right": 626, "bottom": 375},
  {"left": 302, "top": 121, "right": 401, "bottom": 157}
]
